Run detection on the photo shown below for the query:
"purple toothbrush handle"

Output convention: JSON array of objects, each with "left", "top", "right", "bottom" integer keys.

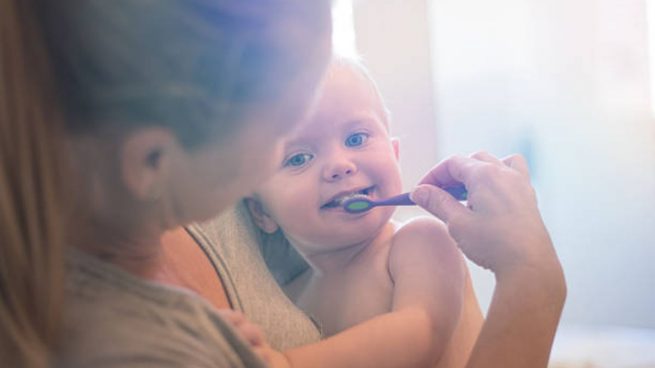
[
  {"left": 375, "top": 192, "right": 415, "bottom": 206},
  {"left": 375, "top": 186, "right": 467, "bottom": 207}
]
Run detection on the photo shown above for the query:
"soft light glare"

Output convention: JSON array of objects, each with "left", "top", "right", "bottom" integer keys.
[
  {"left": 332, "top": 0, "right": 357, "bottom": 58},
  {"left": 648, "top": 0, "right": 655, "bottom": 117}
]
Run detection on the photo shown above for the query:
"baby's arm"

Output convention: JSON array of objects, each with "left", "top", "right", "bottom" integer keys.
[
  {"left": 278, "top": 217, "right": 466, "bottom": 368},
  {"left": 387, "top": 217, "right": 466, "bottom": 366}
]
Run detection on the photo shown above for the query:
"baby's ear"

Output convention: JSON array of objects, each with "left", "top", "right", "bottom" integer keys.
[
  {"left": 244, "top": 197, "right": 280, "bottom": 234},
  {"left": 391, "top": 138, "right": 400, "bottom": 160}
]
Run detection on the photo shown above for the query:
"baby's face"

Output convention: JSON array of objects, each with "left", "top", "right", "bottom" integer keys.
[{"left": 253, "top": 63, "right": 403, "bottom": 254}]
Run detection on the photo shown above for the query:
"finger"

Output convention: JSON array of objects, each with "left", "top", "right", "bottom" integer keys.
[
  {"left": 410, "top": 184, "right": 470, "bottom": 223},
  {"left": 470, "top": 151, "right": 503, "bottom": 165},
  {"left": 417, "top": 155, "right": 477, "bottom": 187},
  {"left": 217, "top": 309, "right": 245, "bottom": 326},
  {"left": 252, "top": 347, "right": 274, "bottom": 366},
  {"left": 502, "top": 154, "right": 530, "bottom": 176},
  {"left": 239, "top": 323, "right": 265, "bottom": 346}
]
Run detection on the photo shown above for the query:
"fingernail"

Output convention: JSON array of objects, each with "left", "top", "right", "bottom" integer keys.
[{"left": 411, "top": 187, "right": 429, "bottom": 204}]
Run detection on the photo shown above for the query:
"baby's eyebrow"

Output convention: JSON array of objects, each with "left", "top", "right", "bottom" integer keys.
[
  {"left": 283, "top": 136, "right": 316, "bottom": 152},
  {"left": 342, "top": 110, "right": 386, "bottom": 129},
  {"left": 346, "top": 110, "right": 378, "bottom": 122},
  {"left": 281, "top": 127, "right": 316, "bottom": 148},
  {"left": 282, "top": 109, "right": 385, "bottom": 149}
]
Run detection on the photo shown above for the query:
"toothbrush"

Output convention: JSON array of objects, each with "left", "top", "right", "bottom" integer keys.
[{"left": 342, "top": 186, "right": 467, "bottom": 214}]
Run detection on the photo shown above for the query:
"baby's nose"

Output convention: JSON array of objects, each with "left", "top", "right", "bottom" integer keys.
[{"left": 323, "top": 160, "right": 357, "bottom": 181}]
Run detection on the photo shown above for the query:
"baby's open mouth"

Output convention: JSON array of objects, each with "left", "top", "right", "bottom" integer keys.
[{"left": 321, "top": 186, "right": 374, "bottom": 210}]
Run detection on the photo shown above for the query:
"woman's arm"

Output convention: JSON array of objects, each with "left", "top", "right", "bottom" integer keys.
[
  {"left": 467, "top": 260, "right": 565, "bottom": 368},
  {"left": 409, "top": 152, "right": 566, "bottom": 368}
]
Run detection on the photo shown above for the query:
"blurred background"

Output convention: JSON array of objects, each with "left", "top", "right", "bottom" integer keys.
[{"left": 333, "top": 0, "right": 655, "bottom": 366}]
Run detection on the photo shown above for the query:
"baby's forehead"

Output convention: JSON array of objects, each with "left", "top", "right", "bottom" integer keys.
[
  {"left": 320, "top": 58, "right": 390, "bottom": 125},
  {"left": 326, "top": 59, "right": 375, "bottom": 90},
  {"left": 288, "top": 109, "right": 381, "bottom": 143}
]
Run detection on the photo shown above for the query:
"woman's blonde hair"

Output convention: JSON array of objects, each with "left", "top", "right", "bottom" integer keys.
[
  {"left": 0, "top": 0, "right": 66, "bottom": 366},
  {"left": 1, "top": 0, "right": 331, "bottom": 366},
  {"left": 41, "top": 0, "right": 332, "bottom": 146}
]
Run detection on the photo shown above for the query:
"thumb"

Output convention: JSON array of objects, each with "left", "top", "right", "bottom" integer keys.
[{"left": 410, "top": 184, "right": 468, "bottom": 223}]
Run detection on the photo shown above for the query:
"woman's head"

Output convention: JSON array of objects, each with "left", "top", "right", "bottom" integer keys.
[
  {"left": 1, "top": 2, "right": 331, "bottom": 365},
  {"left": 40, "top": 0, "right": 333, "bottom": 231},
  {"left": 45, "top": 1, "right": 331, "bottom": 145}
]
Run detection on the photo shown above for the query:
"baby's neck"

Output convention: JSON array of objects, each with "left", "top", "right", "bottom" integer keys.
[{"left": 299, "top": 221, "right": 397, "bottom": 276}]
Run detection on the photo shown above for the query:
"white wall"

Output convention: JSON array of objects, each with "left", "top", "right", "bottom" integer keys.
[
  {"left": 353, "top": 0, "right": 655, "bottom": 329},
  {"left": 430, "top": 0, "right": 655, "bottom": 329},
  {"left": 352, "top": 0, "right": 440, "bottom": 192}
]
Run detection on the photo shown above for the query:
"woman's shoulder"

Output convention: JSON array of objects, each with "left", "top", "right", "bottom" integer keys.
[{"left": 59, "top": 249, "right": 265, "bottom": 368}]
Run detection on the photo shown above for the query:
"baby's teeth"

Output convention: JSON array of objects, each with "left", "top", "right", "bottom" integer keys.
[
  {"left": 337, "top": 193, "right": 366, "bottom": 205},
  {"left": 330, "top": 189, "right": 370, "bottom": 207}
]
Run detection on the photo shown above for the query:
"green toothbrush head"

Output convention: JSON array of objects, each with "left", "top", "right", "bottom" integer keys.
[{"left": 342, "top": 195, "right": 374, "bottom": 214}]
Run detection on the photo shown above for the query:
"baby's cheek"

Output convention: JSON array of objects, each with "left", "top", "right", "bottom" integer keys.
[{"left": 276, "top": 201, "right": 309, "bottom": 228}]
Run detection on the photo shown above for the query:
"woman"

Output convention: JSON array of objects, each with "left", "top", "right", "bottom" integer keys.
[
  {"left": 0, "top": 1, "right": 565, "bottom": 367},
  {"left": 2, "top": 1, "right": 331, "bottom": 367}
]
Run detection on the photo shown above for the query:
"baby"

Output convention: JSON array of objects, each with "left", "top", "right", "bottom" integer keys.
[{"left": 246, "top": 57, "right": 483, "bottom": 367}]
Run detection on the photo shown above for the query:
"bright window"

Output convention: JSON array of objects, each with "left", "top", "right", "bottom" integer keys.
[
  {"left": 332, "top": 0, "right": 357, "bottom": 58},
  {"left": 648, "top": 0, "right": 655, "bottom": 116}
]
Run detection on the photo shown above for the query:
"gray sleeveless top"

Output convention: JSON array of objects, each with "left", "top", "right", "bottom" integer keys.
[{"left": 192, "top": 202, "right": 321, "bottom": 350}]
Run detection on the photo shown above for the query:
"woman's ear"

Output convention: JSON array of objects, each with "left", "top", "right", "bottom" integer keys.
[
  {"left": 120, "top": 127, "right": 178, "bottom": 201},
  {"left": 244, "top": 197, "right": 280, "bottom": 234},
  {"left": 391, "top": 138, "right": 400, "bottom": 160}
]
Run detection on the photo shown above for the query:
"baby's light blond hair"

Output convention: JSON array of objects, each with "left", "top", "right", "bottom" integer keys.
[{"left": 324, "top": 55, "right": 392, "bottom": 129}]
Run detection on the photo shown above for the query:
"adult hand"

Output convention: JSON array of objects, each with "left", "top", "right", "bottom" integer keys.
[
  {"left": 410, "top": 152, "right": 558, "bottom": 276},
  {"left": 217, "top": 309, "right": 290, "bottom": 368},
  {"left": 411, "top": 152, "right": 566, "bottom": 368}
]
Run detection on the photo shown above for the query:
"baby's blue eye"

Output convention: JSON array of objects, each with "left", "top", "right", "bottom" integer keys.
[
  {"left": 345, "top": 132, "right": 369, "bottom": 147},
  {"left": 285, "top": 153, "right": 314, "bottom": 167}
]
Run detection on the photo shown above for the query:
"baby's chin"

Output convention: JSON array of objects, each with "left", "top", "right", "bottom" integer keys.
[{"left": 304, "top": 209, "right": 395, "bottom": 247}]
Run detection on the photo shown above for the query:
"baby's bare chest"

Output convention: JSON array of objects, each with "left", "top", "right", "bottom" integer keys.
[{"left": 300, "top": 256, "right": 395, "bottom": 336}]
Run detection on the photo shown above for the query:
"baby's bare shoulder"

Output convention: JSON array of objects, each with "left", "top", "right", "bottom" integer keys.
[
  {"left": 393, "top": 216, "right": 451, "bottom": 243},
  {"left": 387, "top": 217, "right": 465, "bottom": 302},
  {"left": 389, "top": 217, "right": 462, "bottom": 270}
]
